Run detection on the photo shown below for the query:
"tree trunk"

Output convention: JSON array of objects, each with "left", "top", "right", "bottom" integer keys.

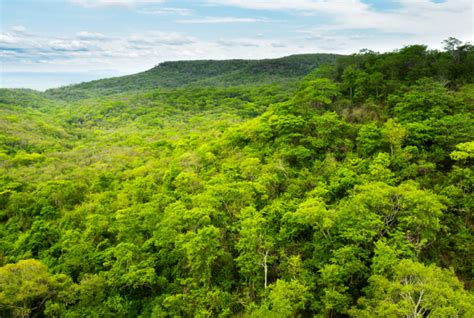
[{"left": 262, "top": 249, "right": 269, "bottom": 289}]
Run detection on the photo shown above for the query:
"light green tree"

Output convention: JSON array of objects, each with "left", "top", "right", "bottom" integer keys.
[
  {"left": 351, "top": 259, "right": 474, "bottom": 317},
  {"left": 0, "top": 259, "right": 73, "bottom": 318}
]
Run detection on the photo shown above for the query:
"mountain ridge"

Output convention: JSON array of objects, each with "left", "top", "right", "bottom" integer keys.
[{"left": 44, "top": 53, "right": 342, "bottom": 100}]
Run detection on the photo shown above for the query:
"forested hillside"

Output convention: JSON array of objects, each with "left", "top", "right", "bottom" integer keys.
[
  {"left": 45, "top": 54, "right": 340, "bottom": 101},
  {"left": 1, "top": 39, "right": 473, "bottom": 317}
]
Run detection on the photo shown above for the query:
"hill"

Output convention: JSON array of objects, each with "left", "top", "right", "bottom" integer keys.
[{"left": 45, "top": 54, "right": 341, "bottom": 100}]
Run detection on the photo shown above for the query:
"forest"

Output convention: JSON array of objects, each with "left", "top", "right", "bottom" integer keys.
[{"left": 0, "top": 38, "right": 473, "bottom": 317}]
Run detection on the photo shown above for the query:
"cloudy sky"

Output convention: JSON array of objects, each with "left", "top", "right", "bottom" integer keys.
[{"left": 1, "top": 0, "right": 472, "bottom": 90}]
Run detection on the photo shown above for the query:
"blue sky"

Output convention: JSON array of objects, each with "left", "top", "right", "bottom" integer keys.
[{"left": 1, "top": 0, "right": 472, "bottom": 90}]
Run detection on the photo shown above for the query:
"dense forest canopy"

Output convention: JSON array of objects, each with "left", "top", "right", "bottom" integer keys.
[
  {"left": 44, "top": 54, "right": 341, "bottom": 101},
  {"left": 0, "top": 39, "right": 473, "bottom": 317}
]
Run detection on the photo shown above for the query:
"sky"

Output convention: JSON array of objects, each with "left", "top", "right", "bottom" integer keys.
[{"left": 1, "top": 0, "right": 473, "bottom": 90}]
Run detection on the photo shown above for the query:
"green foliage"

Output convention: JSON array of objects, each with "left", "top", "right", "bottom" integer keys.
[
  {"left": 451, "top": 141, "right": 474, "bottom": 162},
  {"left": 293, "top": 78, "right": 340, "bottom": 111},
  {"left": 45, "top": 54, "right": 340, "bottom": 101},
  {"left": 391, "top": 78, "right": 456, "bottom": 122},
  {"left": 351, "top": 259, "right": 474, "bottom": 317},
  {"left": 250, "top": 279, "right": 308, "bottom": 317},
  {"left": 1, "top": 42, "right": 473, "bottom": 316},
  {"left": 0, "top": 259, "right": 73, "bottom": 317}
]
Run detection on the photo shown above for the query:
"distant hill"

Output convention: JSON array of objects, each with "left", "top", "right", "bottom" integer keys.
[
  {"left": 45, "top": 54, "right": 341, "bottom": 100},
  {"left": 0, "top": 88, "right": 58, "bottom": 109}
]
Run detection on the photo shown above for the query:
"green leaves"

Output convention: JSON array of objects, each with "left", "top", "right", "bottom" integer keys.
[
  {"left": 1, "top": 42, "right": 473, "bottom": 317},
  {"left": 451, "top": 141, "right": 474, "bottom": 162},
  {"left": 293, "top": 78, "right": 340, "bottom": 111},
  {"left": 178, "top": 225, "right": 223, "bottom": 287},
  {"left": 250, "top": 279, "right": 308, "bottom": 317},
  {"left": 352, "top": 259, "right": 474, "bottom": 318},
  {"left": 282, "top": 197, "right": 333, "bottom": 240},
  {"left": 0, "top": 259, "right": 73, "bottom": 317},
  {"left": 337, "top": 181, "right": 444, "bottom": 250},
  {"left": 235, "top": 206, "right": 273, "bottom": 291},
  {"left": 392, "top": 79, "right": 455, "bottom": 122}
]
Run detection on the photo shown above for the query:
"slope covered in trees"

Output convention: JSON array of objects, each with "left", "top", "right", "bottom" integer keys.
[
  {"left": 45, "top": 54, "right": 341, "bottom": 101},
  {"left": 1, "top": 40, "right": 473, "bottom": 317}
]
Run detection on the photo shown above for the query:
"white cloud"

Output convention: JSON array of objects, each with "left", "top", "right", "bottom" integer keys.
[
  {"left": 1, "top": 27, "right": 303, "bottom": 77},
  {"left": 127, "top": 31, "right": 196, "bottom": 45},
  {"left": 206, "top": 0, "right": 369, "bottom": 13},
  {"left": 137, "top": 7, "right": 193, "bottom": 16},
  {"left": 0, "top": 33, "right": 21, "bottom": 44},
  {"left": 206, "top": 0, "right": 473, "bottom": 46},
  {"left": 76, "top": 31, "right": 108, "bottom": 40},
  {"left": 176, "top": 16, "right": 265, "bottom": 24},
  {"left": 0, "top": 26, "right": 29, "bottom": 45},
  {"left": 12, "top": 25, "right": 27, "bottom": 33},
  {"left": 70, "top": 0, "right": 165, "bottom": 8}
]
